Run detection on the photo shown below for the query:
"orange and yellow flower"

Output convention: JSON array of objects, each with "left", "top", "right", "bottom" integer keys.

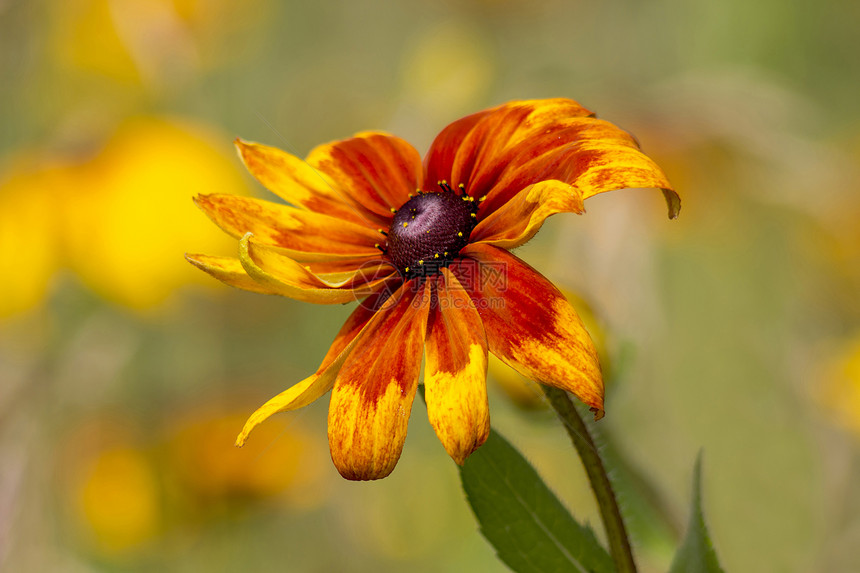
[{"left": 187, "top": 98, "right": 678, "bottom": 480}]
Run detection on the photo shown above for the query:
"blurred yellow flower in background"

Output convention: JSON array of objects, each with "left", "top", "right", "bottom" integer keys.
[
  {"left": 166, "top": 405, "right": 329, "bottom": 509},
  {"left": 822, "top": 334, "right": 860, "bottom": 436},
  {"left": 51, "top": 0, "right": 271, "bottom": 88},
  {"left": 61, "top": 117, "right": 250, "bottom": 310},
  {"left": 0, "top": 162, "right": 71, "bottom": 317},
  {"left": 0, "top": 117, "right": 248, "bottom": 317},
  {"left": 77, "top": 445, "right": 161, "bottom": 556}
]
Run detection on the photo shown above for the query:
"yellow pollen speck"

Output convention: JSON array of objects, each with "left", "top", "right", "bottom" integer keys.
[
  {"left": 444, "top": 251, "right": 448, "bottom": 256},
  {"left": 479, "top": 195, "right": 487, "bottom": 202},
  {"left": 458, "top": 183, "right": 465, "bottom": 189},
  {"left": 468, "top": 196, "right": 475, "bottom": 202},
  {"left": 470, "top": 213, "right": 476, "bottom": 218},
  {"left": 403, "top": 222, "right": 408, "bottom": 228},
  {"left": 457, "top": 232, "right": 463, "bottom": 237},
  {"left": 434, "top": 253, "right": 439, "bottom": 259},
  {"left": 405, "top": 267, "right": 410, "bottom": 273},
  {"left": 419, "top": 260, "right": 424, "bottom": 265},
  {"left": 390, "top": 208, "right": 397, "bottom": 213},
  {"left": 374, "top": 243, "right": 380, "bottom": 248}
]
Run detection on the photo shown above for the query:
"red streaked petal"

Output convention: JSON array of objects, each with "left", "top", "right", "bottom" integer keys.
[
  {"left": 470, "top": 180, "right": 585, "bottom": 249},
  {"left": 425, "top": 99, "right": 679, "bottom": 219},
  {"left": 425, "top": 99, "right": 594, "bottom": 189},
  {"left": 195, "top": 193, "right": 381, "bottom": 256},
  {"left": 308, "top": 132, "right": 423, "bottom": 219},
  {"left": 236, "top": 285, "right": 405, "bottom": 447},
  {"left": 235, "top": 138, "right": 370, "bottom": 226},
  {"left": 424, "top": 108, "right": 493, "bottom": 187},
  {"left": 239, "top": 234, "right": 398, "bottom": 304},
  {"left": 328, "top": 280, "right": 431, "bottom": 480},
  {"left": 454, "top": 244, "right": 604, "bottom": 418},
  {"left": 424, "top": 269, "right": 489, "bottom": 465}
]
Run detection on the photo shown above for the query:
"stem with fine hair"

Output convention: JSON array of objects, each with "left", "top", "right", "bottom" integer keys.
[{"left": 542, "top": 385, "right": 637, "bottom": 573}]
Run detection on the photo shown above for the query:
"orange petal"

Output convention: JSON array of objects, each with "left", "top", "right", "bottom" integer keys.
[
  {"left": 328, "top": 280, "right": 431, "bottom": 480},
  {"left": 454, "top": 244, "right": 604, "bottom": 418},
  {"left": 195, "top": 193, "right": 381, "bottom": 257},
  {"left": 425, "top": 98, "right": 594, "bottom": 189},
  {"left": 425, "top": 99, "right": 679, "bottom": 219},
  {"left": 239, "top": 234, "right": 398, "bottom": 304},
  {"left": 236, "top": 286, "right": 401, "bottom": 446},
  {"left": 308, "top": 132, "right": 423, "bottom": 219},
  {"left": 235, "top": 138, "right": 372, "bottom": 226},
  {"left": 184, "top": 253, "right": 282, "bottom": 295},
  {"left": 482, "top": 137, "right": 678, "bottom": 218},
  {"left": 424, "top": 269, "right": 489, "bottom": 465},
  {"left": 470, "top": 180, "right": 585, "bottom": 249}
]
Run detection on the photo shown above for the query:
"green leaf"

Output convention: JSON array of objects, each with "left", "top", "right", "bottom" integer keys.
[
  {"left": 459, "top": 428, "right": 614, "bottom": 573},
  {"left": 669, "top": 453, "right": 725, "bottom": 573}
]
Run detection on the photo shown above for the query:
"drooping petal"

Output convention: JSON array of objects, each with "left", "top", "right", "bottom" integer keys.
[
  {"left": 424, "top": 99, "right": 679, "bottom": 219},
  {"left": 194, "top": 193, "right": 381, "bottom": 257},
  {"left": 235, "top": 138, "right": 373, "bottom": 226},
  {"left": 184, "top": 253, "right": 283, "bottom": 295},
  {"left": 480, "top": 137, "right": 678, "bottom": 218},
  {"left": 454, "top": 244, "right": 604, "bottom": 418},
  {"left": 424, "top": 269, "right": 489, "bottom": 465},
  {"left": 307, "top": 132, "right": 423, "bottom": 219},
  {"left": 328, "top": 280, "right": 431, "bottom": 480},
  {"left": 236, "top": 285, "right": 403, "bottom": 446},
  {"left": 238, "top": 233, "right": 397, "bottom": 304},
  {"left": 470, "top": 180, "right": 585, "bottom": 249}
]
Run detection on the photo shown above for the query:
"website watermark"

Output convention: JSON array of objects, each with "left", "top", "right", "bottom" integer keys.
[{"left": 351, "top": 259, "right": 509, "bottom": 311}]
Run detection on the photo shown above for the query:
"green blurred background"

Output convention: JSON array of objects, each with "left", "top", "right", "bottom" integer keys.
[{"left": 2, "top": 0, "right": 859, "bottom": 571}]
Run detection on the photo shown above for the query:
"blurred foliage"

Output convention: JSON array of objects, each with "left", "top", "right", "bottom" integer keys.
[{"left": 2, "top": 0, "right": 860, "bottom": 571}]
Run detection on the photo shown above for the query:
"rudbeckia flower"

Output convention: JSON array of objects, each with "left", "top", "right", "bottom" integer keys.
[{"left": 187, "top": 98, "right": 678, "bottom": 480}]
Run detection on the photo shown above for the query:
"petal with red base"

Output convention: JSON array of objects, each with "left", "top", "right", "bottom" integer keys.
[
  {"left": 328, "top": 280, "right": 430, "bottom": 480},
  {"left": 234, "top": 139, "right": 368, "bottom": 226},
  {"left": 425, "top": 99, "right": 679, "bottom": 219},
  {"left": 308, "top": 132, "right": 423, "bottom": 221},
  {"left": 195, "top": 194, "right": 381, "bottom": 257},
  {"left": 425, "top": 99, "right": 594, "bottom": 189},
  {"left": 455, "top": 244, "right": 604, "bottom": 418},
  {"left": 424, "top": 269, "right": 490, "bottom": 465},
  {"left": 236, "top": 284, "right": 405, "bottom": 447}
]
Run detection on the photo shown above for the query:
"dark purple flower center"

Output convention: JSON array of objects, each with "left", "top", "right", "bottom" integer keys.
[{"left": 384, "top": 182, "right": 479, "bottom": 278}]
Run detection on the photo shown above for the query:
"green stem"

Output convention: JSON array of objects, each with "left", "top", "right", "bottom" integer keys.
[{"left": 543, "top": 386, "right": 637, "bottom": 573}]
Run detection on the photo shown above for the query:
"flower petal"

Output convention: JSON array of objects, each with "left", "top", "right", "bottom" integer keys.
[
  {"left": 482, "top": 137, "right": 678, "bottom": 218},
  {"left": 425, "top": 98, "right": 594, "bottom": 189},
  {"left": 424, "top": 269, "right": 489, "bottom": 465},
  {"left": 195, "top": 193, "right": 381, "bottom": 256},
  {"left": 328, "top": 280, "right": 431, "bottom": 480},
  {"left": 470, "top": 180, "right": 585, "bottom": 249},
  {"left": 425, "top": 98, "right": 679, "bottom": 219},
  {"left": 235, "top": 138, "right": 371, "bottom": 226},
  {"left": 454, "top": 244, "right": 604, "bottom": 418},
  {"left": 184, "top": 253, "right": 282, "bottom": 295},
  {"left": 307, "top": 132, "right": 423, "bottom": 219},
  {"left": 239, "top": 234, "right": 398, "bottom": 304},
  {"left": 236, "top": 285, "right": 402, "bottom": 447}
]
